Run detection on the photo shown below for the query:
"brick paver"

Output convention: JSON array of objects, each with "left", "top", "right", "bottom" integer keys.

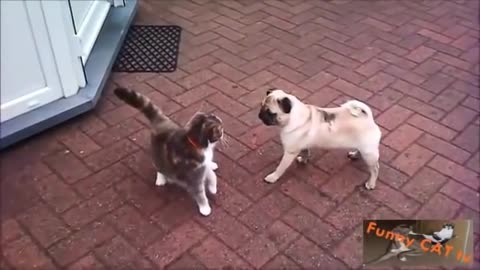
[{"left": 1, "top": 0, "right": 479, "bottom": 269}]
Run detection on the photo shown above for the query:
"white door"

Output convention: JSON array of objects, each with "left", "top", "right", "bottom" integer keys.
[
  {"left": 68, "top": 0, "right": 111, "bottom": 64},
  {"left": 0, "top": 0, "right": 64, "bottom": 123}
]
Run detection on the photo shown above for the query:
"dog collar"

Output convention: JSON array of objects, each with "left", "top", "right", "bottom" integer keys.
[{"left": 187, "top": 136, "right": 201, "bottom": 149}]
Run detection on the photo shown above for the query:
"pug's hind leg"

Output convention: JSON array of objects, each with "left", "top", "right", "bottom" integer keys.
[
  {"left": 296, "top": 149, "right": 311, "bottom": 165},
  {"left": 347, "top": 149, "right": 361, "bottom": 160},
  {"left": 362, "top": 149, "right": 380, "bottom": 190}
]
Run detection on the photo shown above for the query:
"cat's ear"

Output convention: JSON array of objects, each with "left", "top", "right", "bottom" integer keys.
[
  {"left": 267, "top": 87, "right": 276, "bottom": 96},
  {"left": 278, "top": 97, "right": 292, "bottom": 114}
]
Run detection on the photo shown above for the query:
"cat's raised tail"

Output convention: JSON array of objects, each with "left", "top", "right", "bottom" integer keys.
[{"left": 114, "top": 87, "right": 168, "bottom": 125}]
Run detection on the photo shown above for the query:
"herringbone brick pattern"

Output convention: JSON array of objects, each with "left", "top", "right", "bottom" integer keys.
[{"left": 1, "top": 0, "right": 479, "bottom": 269}]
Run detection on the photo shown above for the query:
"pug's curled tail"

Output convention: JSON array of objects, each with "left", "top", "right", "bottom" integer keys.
[
  {"left": 342, "top": 100, "right": 373, "bottom": 118},
  {"left": 114, "top": 87, "right": 169, "bottom": 126}
]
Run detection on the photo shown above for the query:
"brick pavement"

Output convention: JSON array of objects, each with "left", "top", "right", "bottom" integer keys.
[{"left": 1, "top": 0, "right": 479, "bottom": 269}]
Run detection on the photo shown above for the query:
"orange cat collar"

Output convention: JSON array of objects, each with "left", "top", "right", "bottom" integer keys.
[{"left": 187, "top": 136, "right": 200, "bottom": 149}]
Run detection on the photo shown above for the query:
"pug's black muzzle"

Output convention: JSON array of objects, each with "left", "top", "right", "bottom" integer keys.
[{"left": 258, "top": 108, "right": 277, "bottom": 126}]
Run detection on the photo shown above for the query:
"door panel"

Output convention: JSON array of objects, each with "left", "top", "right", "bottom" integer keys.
[
  {"left": 68, "top": 0, "right": 111, "bottom": 64},
  {"left": 1, "top": 1, "right": 63, "bottom": 123},
  {"left": 69, "top": 0, "right": 94, "bottom": 31}
]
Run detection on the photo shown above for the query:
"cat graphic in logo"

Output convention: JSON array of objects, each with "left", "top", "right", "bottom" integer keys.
[{"left": 409, "top": 223, "right": 456, "bottom": 246}]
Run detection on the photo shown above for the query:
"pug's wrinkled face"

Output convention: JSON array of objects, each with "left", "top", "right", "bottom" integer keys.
[{"left": 258, "top": 89, "right": 292, "bottom": 126}]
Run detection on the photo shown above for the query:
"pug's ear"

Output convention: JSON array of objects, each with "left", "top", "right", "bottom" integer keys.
[{"left": 278, "top": 97, "right": 292, "bottom": 113}]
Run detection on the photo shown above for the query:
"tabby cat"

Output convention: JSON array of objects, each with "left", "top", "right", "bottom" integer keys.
[{"left": 114, "top": 87, "right": 223, "bottom": 216}]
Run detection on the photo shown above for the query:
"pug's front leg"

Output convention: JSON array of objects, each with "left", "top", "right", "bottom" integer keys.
[{"left": 264, "top": 151, "right": 298, "bottom": 183}]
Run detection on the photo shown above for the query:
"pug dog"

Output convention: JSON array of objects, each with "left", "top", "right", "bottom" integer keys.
[{"left": 258, "top": 88, "right": 382, "bottom": 190}]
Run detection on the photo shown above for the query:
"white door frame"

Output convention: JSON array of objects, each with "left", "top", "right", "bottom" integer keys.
[
  {"left": 41, "top": 0, "right": 86, "bottom": 98},
  {"left": 68, "top": 0, "right": 111, "bottom": 65},
  {"left": 111, "top": 0, "right": 126, "bottom": 8},
  {"left": 42, "top": 0, "right": 113, "bottom": 98}
]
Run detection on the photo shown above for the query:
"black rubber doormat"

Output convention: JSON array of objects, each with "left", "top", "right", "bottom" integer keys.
[{"left": 113, "top": 25, "right": 182, "bottom": 73}]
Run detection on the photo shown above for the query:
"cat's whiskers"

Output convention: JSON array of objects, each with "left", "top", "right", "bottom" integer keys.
[{"left": 220, "top": 134, "right": 231, "bottom": 148}]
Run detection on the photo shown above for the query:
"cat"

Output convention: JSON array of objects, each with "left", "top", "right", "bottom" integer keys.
[
  {"left": 114, "top": 87, "right": 224, "bottom": 216},
  {"left": 409, "top": 223, "right": 456, "bottom": 246},
  {"left": 364, "top": 224, "right": 424, "bottom": 266}
]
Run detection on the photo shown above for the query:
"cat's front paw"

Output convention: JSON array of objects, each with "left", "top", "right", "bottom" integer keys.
[
  {"left": 155, "top": 173, "right": 167, "bottom": 186},
  {"left": 210, "top": 162, "right": 218, "bottom": 171},
  {"left": 208, "top": 183, "right": 217, "bottom": 195},
  {"left": 199, "top": 204, "right": 211, "bottom": 216},
  {"left": 264, "top": 172, "right": 279, "bottom": 183}
]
